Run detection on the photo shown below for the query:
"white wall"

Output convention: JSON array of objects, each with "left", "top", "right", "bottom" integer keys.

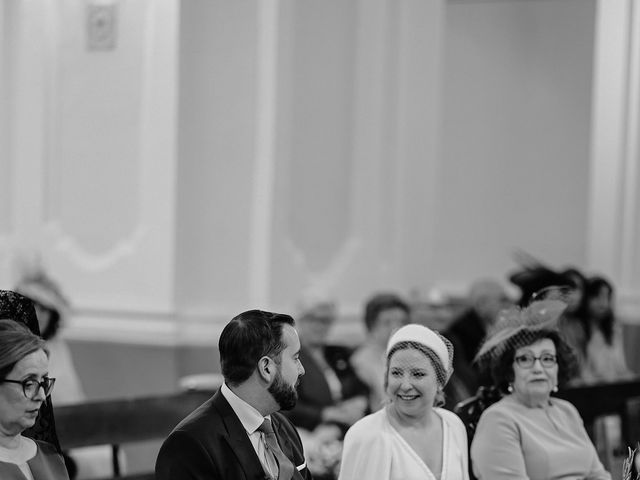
[
  {"left": 2, "top": 0, "right": 640, "bottom": 350},
  {"left": 3, "top": 0, "right": 180, "bottom": 342},
  {"left": 438, "top": 0, "right": 595, "bottom": 281},
  {"left": 175, "top": 0, "right": 259, "bottom": 316},
  {"left": 0, "top": 0, "right": 8, "bottom": 278},
  {"left": 174, "top": 0, "right": 448, "bottom": 326}
]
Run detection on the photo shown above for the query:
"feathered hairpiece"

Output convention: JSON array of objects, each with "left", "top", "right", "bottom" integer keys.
[{"left": 474, "top": 290, "right": 569, "bottom": 367}]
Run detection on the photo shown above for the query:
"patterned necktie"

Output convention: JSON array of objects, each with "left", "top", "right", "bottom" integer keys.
[{"left": 258, "top": 418, "right": 295, "bottom": 480}]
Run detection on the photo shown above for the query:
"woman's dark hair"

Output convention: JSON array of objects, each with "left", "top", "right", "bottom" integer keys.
[
  {"left": 487, "top": 329, "right": 578, "bottom": 394},
  {"left": 585, "top": 276, "right": 615, "bottom": 345},
  {"left": 560, "top": 267, "right": 588, "bottom": 318},
  {"left": 363, "top": 293, "right": 409, "bottom": 332},
  {"left": 0, "top": 319, "right": 48, "bottom": 379},
  {"left": 219, "top": 310, "right": 295, "bottom": 386},
  {"left": 35, "top": 303, "right": 61, "bottom": 341}
]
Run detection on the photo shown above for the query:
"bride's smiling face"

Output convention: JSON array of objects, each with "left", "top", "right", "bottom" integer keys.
[{"left": 386, "top": 347, "right": 438, "bottom": 417}]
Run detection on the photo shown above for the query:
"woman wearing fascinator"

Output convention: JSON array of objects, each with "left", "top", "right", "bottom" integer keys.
[
  {"left": 470, "top": 293, "right": 611, "bottom": 480},
  {"left": 339, "top": 324, "right": 469, "bottom": 480}
]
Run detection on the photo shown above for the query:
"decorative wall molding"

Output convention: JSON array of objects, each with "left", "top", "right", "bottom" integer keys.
[
  {"left": 249, "top": 0, "right": 280, "bottom": 307},
  {"left": 8, "top": 0, "right": 640, "bottom": 351},
  {"left": 588, "top": 0, "right": 640, "bottom": 316},
  {"left": 46, "top": 223, "right": 147, "bottom": 272},
  {"left": 65, "top": 307, "right": 366, "bottom": 347},
  {"left": 39, "top": 0, "right": 178, "bottom": 312}
]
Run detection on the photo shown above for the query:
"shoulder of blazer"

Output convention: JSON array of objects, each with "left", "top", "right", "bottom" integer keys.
[{"left": 171, "top": 389, "right": 229, "bottom": 433}]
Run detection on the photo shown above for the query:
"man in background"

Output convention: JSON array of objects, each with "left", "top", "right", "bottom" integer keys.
[
  {"left": 285, "top": 300, "right": 368, "bottom": 438},
  {"left": 448, "top": 279, "right": 511, "bottom": 364},
  {"left": 445, "top": 279, "right": 512, "bottom": 392}
]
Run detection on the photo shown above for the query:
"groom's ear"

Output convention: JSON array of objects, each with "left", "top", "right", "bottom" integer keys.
[{"left": 258, "top": 356, "right": 274, "bottom": 382}]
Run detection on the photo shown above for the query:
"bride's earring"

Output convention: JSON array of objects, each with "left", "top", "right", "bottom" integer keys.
[{"left": 507, "top": 383, "right": 514, "bottom": 393}]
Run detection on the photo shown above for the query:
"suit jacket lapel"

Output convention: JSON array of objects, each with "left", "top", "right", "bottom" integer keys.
[
  {"left": 272, "top": 418, "right": 307, "bottom": 480},
  {"left": 0, "top": 462, "right": 27, "bottom": 480},
  {"left": 212, "top": 390, "right": 270, "bottom": 480}
]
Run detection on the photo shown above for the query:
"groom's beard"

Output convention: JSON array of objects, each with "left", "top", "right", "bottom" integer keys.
[{"left": 268, "top": 369, "right": 299, "bottom": 411}]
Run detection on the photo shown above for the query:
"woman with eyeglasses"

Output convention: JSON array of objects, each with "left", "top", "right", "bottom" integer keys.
[
  {"left": 469, "top": 300, "right": 611, "bottom": 480},
  {"left": 0, "top": 319, "right": 69, "bottom": 479}
]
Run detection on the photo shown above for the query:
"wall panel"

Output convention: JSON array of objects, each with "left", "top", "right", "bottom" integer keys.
[
  {"left": 42, "top": 0, "right": 179, "bottom": 313},
  {"left": 269, "top": 0, "right": 445, "bottom": 314},
  {"left": 439, "top": 0, "right": 595, "bottom": 284},
  {"left": 5, "top": 0, "right": 639, "bottom": 349},
  {"left": 175, "top": 0, "right": 259, "bottom": 314}
]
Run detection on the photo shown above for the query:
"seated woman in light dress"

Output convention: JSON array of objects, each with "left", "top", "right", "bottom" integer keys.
[
  {"left": 339, "top": 324, "right": 469, "bottom": 480},
  {"left": 470, "top": 298, "right": 611, "bottom": 480}
]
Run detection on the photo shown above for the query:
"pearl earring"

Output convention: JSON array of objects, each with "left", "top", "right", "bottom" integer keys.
[
  {"left": 507, "top": 383, "right": 514, "bottom": 393},
  {"left": 552, "top": 385, "right": 558, "bottom": 393}
]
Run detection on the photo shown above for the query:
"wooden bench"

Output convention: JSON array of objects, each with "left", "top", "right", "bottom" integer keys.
[
  {"left": 53, "top": 390, "right": 214, "bottom": 480},
  {"left": 556, "top": 377, "right": 640, "bottom": 447}
]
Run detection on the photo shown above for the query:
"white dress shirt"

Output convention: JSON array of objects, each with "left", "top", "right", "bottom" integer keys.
[{"left": 220, "top": 382, "right": 277, "bottom": 478}]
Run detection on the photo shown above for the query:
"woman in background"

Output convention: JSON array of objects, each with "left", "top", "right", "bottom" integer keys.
[
  {"left": 15, "top": 268, "right": 84, "bottom": 406},
  {"left": 339, "top": 324, "right": 468, "bottom": 480},
  {"left": 581, "top": 276, "right": 633, "bottom": 383},
  {"left": 557, "top": 268, "right": 589, "bottom": 381},
  {"left": 15, "top": 256, "right": 118, "bottom": 479},
  {"left": 350, "top": 293, "right": 410, "bottom": 410},
  {"left": 470, "top": 299, "right": 610, "bottom": 480},
  {"left": 0, "top": 319, "right": 69, "bottom": 479}
]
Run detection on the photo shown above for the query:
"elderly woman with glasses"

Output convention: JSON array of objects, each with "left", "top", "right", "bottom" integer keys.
[
  {"left": 470, "top": 299, "right": 611, "bottom": 480},
  {"left": 0, "top": 319, "right": 69, "bottom": 479}
]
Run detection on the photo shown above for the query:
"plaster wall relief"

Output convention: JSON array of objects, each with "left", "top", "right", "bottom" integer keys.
[
  {"left": 175, "top": 0, "right": 261, "bottom": 314},
  {"left": 270, "top": 0, "right": 361, "bottom": 307},
  {"left": 45, "top": 0, "right": 178, "bottom": 313},
  {"left": 5, "top": 0, "right": 178, "bottom": 319},
  {"left": 618, "top": 2, "right": 640, "bottom": 308},
  {"left": 4, "top": 0, "right": 640, "bottom": 345},
  {"left": 269, "top": 0, "right": 445, "bottom": 314},
  {"left": 0, "top": 2, "right": 8, "bottom": 242},
  {"left": 589, "top": 0, "right": 640, "bottom": 319}
]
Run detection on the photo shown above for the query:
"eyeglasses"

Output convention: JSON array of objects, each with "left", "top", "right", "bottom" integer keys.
[
  {"left": 0, "top": 377, "right": 56, "bottom": 399},
  {"left": 514, "top": 353, "right": 557, "bottom": 369}
]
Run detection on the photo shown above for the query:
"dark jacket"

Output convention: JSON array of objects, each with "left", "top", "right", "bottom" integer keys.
[
  {"left": 155, "top": 388, "right": 312, "bottom": 480},
  {"left": 0, "top": 440, "right": 69, "bottom": 480}
]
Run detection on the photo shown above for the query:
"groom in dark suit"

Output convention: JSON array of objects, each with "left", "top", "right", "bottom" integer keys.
[{"left": 155, "top": 309, "right": 312, "bottom": 480}]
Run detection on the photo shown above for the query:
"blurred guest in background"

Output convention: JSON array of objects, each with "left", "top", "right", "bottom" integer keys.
[
  {"left": 560, "top": 268, "right": 588, "bottom": 320},
  {"left": 350, "top": 293, "right": 410, "bottom": 411},
  {"left": 285, "top": 299, "right": 368, "bottom": 437},
  {"left": 581, "top": 276, "right": 633, "bottom": 383},
  {"left": 409, "top": 288, "right": 477, "bottom": 409},
  {"left": 446, "top": 279, "right": 511, "bottom": 381},
  {"left": 339, "top": 324, "right": 468, "bottom": 480},
  {"left": 14, "top": 254, "right": 116, "bottom": 479},
  {"left": 0, "top": 319, "right": 69, "bottom": 479},
  {"left": 409, "top": 288, "right": 457, "bottom": 333},
  {"left": 556, "top": 267, "right": 590, "bottom": 380},
  {"left": 14, "top": 262, "right": 84, "bottom": 406},
  {"left": 470, "top": 299, "right": 611, "bottom": 480}
]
